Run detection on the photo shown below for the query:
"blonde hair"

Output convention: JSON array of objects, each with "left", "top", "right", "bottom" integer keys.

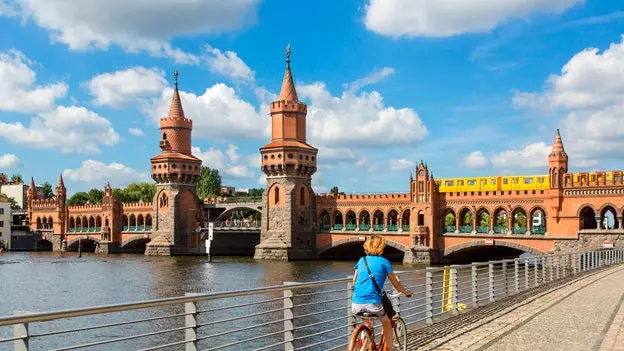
[{"left": 363, "top": 235, "right": 386, "bottom": 256}]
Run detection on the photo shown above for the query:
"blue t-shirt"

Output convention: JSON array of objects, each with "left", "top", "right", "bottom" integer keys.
[{"left": 352, "top": 255, "right": 393, "bottom": 304}]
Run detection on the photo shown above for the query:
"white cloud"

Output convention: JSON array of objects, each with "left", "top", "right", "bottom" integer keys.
[
  {"left": 226, "top": 165, "right": 254, "bottom": 179},
  {"left": 0, "top": 153, "right": 19, "bottom": 168},
  {"left": 192, "top": 146, "right": 227, "bottom": 170},
  {"left": 128, "top": 128, "right": 145, "bottom": 136},
  {"left": 0, "top": 106, "right": 120, "bottom": 153},
  {"left": 463, "top": 151, "right": 489, "bottom": 168},
  {"left": 0, "top": 50, "right": 67, "bottom": 113},
  {"left": 225, "top": 144, "right": 240, "bottom": 163},
  {"left": 143, "top": 84, "right": 268, "bottom": 141},
  {"left": 513, "top": 35, "right": 624, "bottom": 165},
  {"left": 0, "top": 0, "right": 16, "bottom": 16},
  {"left": 490, "top": 142, "right": 551, "bottom": 169},
  {"left": 192, "top": 145, "right": 255, "bottom": 180},
  {"left": 299, "top": 82, "right": 428, "bottom": 148},
  {"left": 63, "top": 160, "right": 149, "bottom": 187},
  {"left": 389, "top": 158, "right": 415, "bottom": 171},
  {"left": 344, "top": 66, "right": 395, "bottom": 93},
  {"left": 86, "top": 67, "right": 167, "bottom": 107},
  {"left": 204, "top": 45, "right": 255, "bottom": 82},
  {"left": 364, "top": 0, "right": 582, "bottom": 38},
  {"left": 5, "top": 0, "right": 260, "bottom": 63}
]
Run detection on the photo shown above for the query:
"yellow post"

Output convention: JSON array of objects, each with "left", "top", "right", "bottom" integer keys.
[{"left": 441, "top": 266, "right": 453, "bottom": 312}]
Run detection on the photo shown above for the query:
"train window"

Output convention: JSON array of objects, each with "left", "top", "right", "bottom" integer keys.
[
  {"left": 615, "top": 174, "right": 622, "bottom": 182},
  {"left": 491, "top": 179, "right": 496, "bottom": 185},
  {"left": 459, "top": 180, "right": 464, "bottom": 185},
  {"left": 523, "top": 178, "right": 533, "bottom": 184},
  {"left": 445, "top": 181, "right": 454, "bottom": 186},
  {"left": 467, "top": 180, "right": 476, "bottom": 186},
  {"left": 503, "top": 178, "right": 508, "bottom": 184}
]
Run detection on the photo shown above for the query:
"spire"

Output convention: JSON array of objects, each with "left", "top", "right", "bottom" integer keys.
[
  {"left": 29, "top": 177, "right": 35, "bottom": 190},
  {"left": 57, "top": 174, "right": 65, "bottom": 189},
  {"left": 279, "top": 44, "right": 298, "bottom": 102},
  {"left": 550, "top": 128, "right": 567, "bottom": 157},
  {"left": 167, "top": 69, "right": 186, "bottom": 119}
]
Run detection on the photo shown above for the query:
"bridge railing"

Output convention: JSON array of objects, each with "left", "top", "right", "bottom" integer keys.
[
  {"left": 0, "top": 249, "right": 620, "bottom": 350},
  {"left": 200, "top": 221, "right": 261, "bottom": 229},
  {"left": 204, "top": 196, "right": 262, "bottom": 205}
]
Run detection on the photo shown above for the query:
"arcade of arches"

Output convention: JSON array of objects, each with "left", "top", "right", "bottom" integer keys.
[
  {"left": 442, "top": 206, "right": 547, "bottom": 235},
  {"left": 317, "top": 209, "right": 411, "bottom": 232}
]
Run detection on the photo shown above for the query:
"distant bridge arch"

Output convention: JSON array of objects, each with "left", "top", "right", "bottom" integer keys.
[
  {"left": 317, "top": 237, "right": 409, "bottom": 256},
  {"left": 66, "top": 237, "right": 101, "bottom": 252},
  {"left": 214, "top": 206, "right": 262, "bottom": 222},
  {"left": 443, "top": 240, "right": 545, "bottom": 257}
]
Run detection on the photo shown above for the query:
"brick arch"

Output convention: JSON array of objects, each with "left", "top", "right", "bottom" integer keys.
[
  {"left": 576, "top": 203, "right": 597, "bottom": 217},
  {"left": 528, "top": 205, "right": 547, "bottom": 217},
  {"left": 511, "top": 205, "right": 528, "bottom": 216},
  {"left": 317, "top": 237, "right": 409, "bottom": 256},
  {"left": 492, "top": 206, "right": 508, "bottom": 215},
  {"left": 598, "top": 203, "right": 619, "bottom": 215},
  {"left": 358, "top": 209, "right": 371, "bottom": 217},
  {"left": 443, "top": 240, "right": 545, "bottom": 257},
  {"left": 475, "top": 206, "right": 490, "bottom": 215},
  {"left": 121, "top": 236, "right": 151, "bottom": 249},
  {"left": 386, "top": 207, "right": 400, "bottom": 217},
  {"left": 66, "top": 237, "right": 101, "bottom": 249}
]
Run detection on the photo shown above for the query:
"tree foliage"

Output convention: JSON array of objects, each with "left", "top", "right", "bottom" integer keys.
[
  {"left": 0, "top": 194, "right": 19, "bottom": 209},
  {"left": 232, "top": 188, "right": 263, "bottom": 197},
  {"left": 197, "top": 167, "right": 222, "bottom": 199},
  {"left": 41, "top": 182, "right": 55, "bottom": 199},
  {"left": 66, "top": 182, "right": 156, "bottom": 206},
  {"left": 330, "top": 186, "right": 339, "bottom": 194},
  {"left": 10, "top": 174, "right": 23, "bottom": 184}
]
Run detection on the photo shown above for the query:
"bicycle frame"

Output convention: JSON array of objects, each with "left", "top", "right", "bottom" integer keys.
[{"left": 349, "top": 316, "right": 403, "bottom": 351}]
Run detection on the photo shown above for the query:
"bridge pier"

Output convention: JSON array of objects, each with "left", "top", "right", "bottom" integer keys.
[
  {"left": 95, "top": 242, "right": 120, "bottom": 254},
  {"left": 403, "top": 247, "right": 441, "bottom": 265}
]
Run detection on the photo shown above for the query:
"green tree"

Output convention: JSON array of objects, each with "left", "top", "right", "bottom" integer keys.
[
  {"left": 123, "top": 182, "right": 156, "bottom": 203},
  {"left": 0, "top": 194, "right": 19, "bottom": 209},
  {"left": 197, "top": 167, "right": 222, "bottom": 199},
  {"left": 462, "top": 211, "right": 472, "bottom": 226},
  {"left": 479, "top": 213, "right": 490, "bottom": 227},
  {"left": 10, "top": 174, "right": 23, "bottom": 184},
  {"left": 495, "top": 212, "right": 507, "bottom": 228},
  {"left": 87, "top": 188, "right": 104, "bottom": 204},
  {"left": 514, "top": 212, "right": 527, "bottom": 228},
  {"left": 330, "top": 186, "right": 339, "bottom": 194},
  {"left": 248, "top": 188, "right": 264, "bottom": 197},
  {"left": 67, "top": 192, "right": 90, "bottom": 206},
  {"left": 41, "top": 182, "right": 55, "bottom": 199},
  {"left": 444, "top": 213, "right": 455, "bottom": 227}
]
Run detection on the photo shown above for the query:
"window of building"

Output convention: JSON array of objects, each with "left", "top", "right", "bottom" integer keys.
[
  {"left": 0, "top": 221, "right": 3, "bottom": 227},
  {"left": 274, "top": 187, "right": 280, "bottom": 205},
  {"left": 0, "top": 208, "right": 3, "bottom": 215},
  {"left": 300, "top": 187, "right": 305, "bottom": 206}
]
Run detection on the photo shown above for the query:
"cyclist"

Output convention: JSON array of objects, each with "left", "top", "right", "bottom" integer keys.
[{"left": 351, "top": 236, "right": 412, "bottom": 351}]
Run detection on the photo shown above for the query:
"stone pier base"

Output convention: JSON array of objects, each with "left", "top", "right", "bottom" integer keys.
[
  {"left": 144, "top": 235, "right": 201, "bottom": 256},
  {"left": 253, "top": 236, "right": 316, "bottom": 260},
  {"left": 96, "top": 242, "right": 120, "bottom": 254},
  {"left": 403, "top": 247, "right": 441, "bottom": 265}
]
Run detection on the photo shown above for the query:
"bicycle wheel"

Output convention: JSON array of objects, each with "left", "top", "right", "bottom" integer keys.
[
  {"left": 348, "top": 324, "right": 374, "bottom": 351},
  {"left": 392, "top": 317, "right": 408, "bottom": 351}
]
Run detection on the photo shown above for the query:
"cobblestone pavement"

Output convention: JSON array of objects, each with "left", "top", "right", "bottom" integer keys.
[
  {"left": 599, "top": 294, "right": 624, "bottom": 351},
  {"left": 405, "top": 264, "right": 624, "bottom": 351}
]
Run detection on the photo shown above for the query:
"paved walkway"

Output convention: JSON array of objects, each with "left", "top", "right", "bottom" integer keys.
[{"left": 406, "top": 264, "right": 624, "bottom": 351}]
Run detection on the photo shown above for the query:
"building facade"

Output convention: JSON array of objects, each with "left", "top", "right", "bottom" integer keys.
[
  {"left": 1, "top": 183, "right": 43, "bottom": 209},
  {"left": 0, "top": 200, "right": 10, "bottom": 249}
]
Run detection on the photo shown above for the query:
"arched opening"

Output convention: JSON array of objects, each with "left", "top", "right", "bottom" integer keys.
[
  {"left": 512, "top": 208, "right": 527, "bottom": 234},
  {"left": 387, "top": 210, "right": 398, "bottom": 231},
  {"left": 145, "top": 215, "right": 152, "bottom": 229},
  {"left": 75, "top": 217, "right": 82, "bottom": 230},
  {"left": 402, "top": 209, "right": 410, "bottom": 231},
  {"left": 35, "top": 217, "right": 42, "bottom": 230},
  {"left": 40, "top": 217, "right": 46, "bottom": 229},
  {"left": 129, "top": 215, "right": 136, "bottom": 229},
  {"left": 162, "top": 132, "right": 167, "bottom": 140},
  {"left": 137, "top": 214, "right": 144, "bottom": 228},
  {"left": 48, "top": 217, "right": 54, "bottom": 229},
  {"left": 373, "top": 210, "right": 384, "bottom": 231},
  {"left": 530, "top": 208, "right": 547, "bottom": 234},
  {"left": 444, "top": 209, "right": 456, "bottom": 233},
  {"left": 359, "top": 210, "right": 371, "bottom": 231},
  {"left": 88, "top": 216, "right": 94, "bottom": 228},
  {"left": 318, "top": 241, "right": 405, "bottom": 261},
  {"left": 36, "top": 240, "right": 53, "bottom": 251},
  {"left": 345, "top": 210, "right": 356, "bottom": 230},
  {"left": 69, "top": 217, "right": 75, "bottom": 232},
  {"left": 319, "top": 210, "right": 330, "bottom": 231},
  {"left": 274, "top": 187, "right": 280, "bottom": 205},
  {"left": 458, "top": 208, "right": 472, "bottom": 233},
  {"left": 96, "top": 216, "right": 102, "bottom": 230},
  {"left": 66, "top": 239, "right": 98, "bottom": 252},
  {"left": 600, "top": 206, "right": 618, "bottom": 229},
  {"left": 579, "top": 206, "right": 597, "bottom": 230},
  {"left": 82, "top": 216, "right": 88, "bottom": 229},
  {"left": 493, "top": 208, "right": 508, "bottom": 234},
  {"left": 417, "top": 211, "right": 424, "bottom": 226},
  {"left": 122, "top": 238, "right": 151, "bottom": 254},
  {"left": 476, "top": 208, "right": 490, "bottom": 233},
  {"left": 333, "top": 211, "right": 344, "bottom": 230},
  {"left": 122, "top": 215, "right": 129, "bottom": 231},
  {"left": 299, "top": 187, "right": 306, "bottom": 206},
  {"left": 445, "top": 244, "right": 533, "bottom": 264}
]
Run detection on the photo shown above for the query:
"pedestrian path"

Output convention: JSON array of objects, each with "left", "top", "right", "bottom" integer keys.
[{"left": 405, "top": 265, "right": 624, "bottom": 351}]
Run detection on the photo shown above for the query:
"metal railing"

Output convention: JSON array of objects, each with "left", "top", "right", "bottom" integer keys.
[
  {"left": 199, "top": 221, "right": 261, "bottom": 230},
  {"left": 0, "top": 249, "right": 620, "bottom": 351}
]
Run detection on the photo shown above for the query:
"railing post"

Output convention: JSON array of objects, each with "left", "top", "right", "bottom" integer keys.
[
  {"left": 549, "top": 256, "right": 554, "bottom": 281},
  {"left": 572, "top": 253, "right": 577, "bottom": 275},
  {"left": 184, "top": 293, "right": 199, "bottom": 351},
  {"left": 450, "top": 266, "right": 458, "bottom": 315},
  {"left": 347, "top": 276, "right": 355, "bottom": 336},
  {"left": 556, "top": 255, "right": 561, "bottom": 280},
  {"left": 534, "top": 257, "right": 539, "bottom": 287},
  {"left": 542, "top": 257, "right": 546, "bottom": 283},
  {"left": 13, "top": 311, "right": 29, "bottom": 351},
  {"left": 514, "top": 259, "right": 520, "bottom": 293},
  {"left": 471, "top": 264, "right": 478, "bottom": 308},
  {"left": 283, "top": 282, "right": 296, "bottom": 351},
  {"left": 524, "top": 259, "right": 529, "bottom": 290},
  {"left": 501, "top": 261, "right": 507, "bottom": 296},
  {"left": 425, "top": 268, "right": 433, "bottom": 323},
  {"left": 488, "top": 262, "right": 495, "bottom": 302}
]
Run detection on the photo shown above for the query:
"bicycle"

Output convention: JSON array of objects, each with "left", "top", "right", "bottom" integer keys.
[{"left": 347, "top": 292, "right": 409, "bottom": 351}]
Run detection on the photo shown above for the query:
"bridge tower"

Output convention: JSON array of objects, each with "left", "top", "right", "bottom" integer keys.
[
  {"left": 404, "top": 161, "right": 440, "bottom": 264},
  {"left": 98, "top": 183, "right": 123, "bottom": 253},
  {"left": 53, "top": 175, "right": 66, "bottom": 234},
  {"left": 547, "top": 129, "right": 568, "bottom": 222},
  {"left": 254, "top": 46, "right": 318, "bottom": 260},
  {"left": 145, "top": 70, "right": 203, "bottom": 256}
]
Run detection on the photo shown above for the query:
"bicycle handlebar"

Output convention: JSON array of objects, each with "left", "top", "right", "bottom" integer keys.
[{"left": 386, "top": 291, "right": 412, "bottom": 299}]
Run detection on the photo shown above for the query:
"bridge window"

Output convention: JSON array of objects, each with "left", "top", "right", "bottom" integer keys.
[
  {"left": 417, "top": 211, "right": 424, "bottom": 226},
  {"left": 419, "top": 181, "right": 423, "bottom": 192},
  {"left": 274, "top": 187, "right": 280, "bottom": 205},
  {"left": 300, "top": 187, "right": 305, "bottom": 206},
  {"left": 162, "top": 133, "right": 167, "bottom": 140}
]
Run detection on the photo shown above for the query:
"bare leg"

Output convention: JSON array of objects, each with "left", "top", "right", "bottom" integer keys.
[{"left": 381, "top": 315, "right": 393, "bottom": 351}]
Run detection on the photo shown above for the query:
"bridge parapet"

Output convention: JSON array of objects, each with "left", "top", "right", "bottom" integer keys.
[
  {"left": 0, "top": 249, "right": 618, "bottom": 350},
  {"left": 199, "top": 221, "right": 260, "bottom": 231},
  {"left": 203, "top": 196, "right": 262, "bottom": 205}
]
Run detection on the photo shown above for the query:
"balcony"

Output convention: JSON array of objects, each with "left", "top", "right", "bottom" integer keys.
[
  {"left": 345, "top": 224, "right": 357, "bottom": 231},
  {"left": 387, "top": 224, "right": 399, "bottom": 232},
  {"left": 513, "top": 227, "right": 527, "bottom": 234},
  {"left": 494, "top": 226, "right": 507, "bottom": 234},
  {"left": 332, "top": 224, "right": 343, "bottom": 231},
  {"left": 359, "top": 224, "right": 371, "bottom": 231},
  {"left": 444, "top": 225, "right": 456, "bottom": 233},
  {"left": 459, "top": 225, "right": 472, "bottom": 233},
  {"left": 531, "top": 226, "right": 546, "bottom": 235},
  {"left": 402, "top": 225, "right": 410, "bottom": 232},
  {"left": 373, "top": 224, "right": 384, "bottom": 232},
  {"left": 476, "top": 226, "right": 489, "bottom": 234}
]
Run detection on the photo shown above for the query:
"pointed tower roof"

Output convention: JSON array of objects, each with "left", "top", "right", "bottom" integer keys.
[
  {"left": 29, "top": 177, "right": 35, "bottom": 189},
  {"left": 57, "top": 174, "right": 65, "bottom": 189},
  {"left": 550, "top": 129, "right": 567, "bottom": 157},
  {"left": 279, "top": 44, "right": 298, "bottom": 102},
  {"left": 167, "top": 69, "right": 186, "bottom": 119}
]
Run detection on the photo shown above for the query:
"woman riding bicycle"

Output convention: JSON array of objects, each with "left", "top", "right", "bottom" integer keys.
[{"left": 351, "top": 236, "right": 412, "bottom": 351}]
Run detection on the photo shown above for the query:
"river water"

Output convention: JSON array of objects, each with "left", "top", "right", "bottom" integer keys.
[{"left": 0, "top": 252, "right": 430, "bottom": 350}]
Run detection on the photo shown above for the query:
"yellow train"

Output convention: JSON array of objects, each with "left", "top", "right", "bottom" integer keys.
[{"left": 436, "top": 175, "right": 550, "bottom": 193}]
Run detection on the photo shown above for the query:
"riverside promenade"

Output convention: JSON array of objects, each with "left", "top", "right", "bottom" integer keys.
[{"left": 406, "top": 264, "right": 624, "bottom": 351}]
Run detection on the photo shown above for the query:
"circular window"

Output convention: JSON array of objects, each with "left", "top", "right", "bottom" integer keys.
[
  {"left": 264, "top": 155, "right": 268, "bottom": 160},
  {"left": 172, "top": 164, "right": 177, "bottom": 169},
  {"left": 278, "top": 154, "right": 282, "bottom": 159},
  {"left": 288, "top": 153, "right": 294, "bottom": 159},
  {"left": 271, "top": 154, "right": 275, "bottom": 159}
]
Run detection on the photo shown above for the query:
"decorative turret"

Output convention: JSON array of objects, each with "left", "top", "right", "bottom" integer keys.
[
  {"left": 150, "top": 70, "right": 201, "bottom": 185},
  {"left": 549, "top": 129, "right": 568, "bottom": 188},
  {"left": 260, "top": 45, "right": 317, "bottom": 178},
  {"left": 55, "top": 174, "right": 66, "bottom": 200}
]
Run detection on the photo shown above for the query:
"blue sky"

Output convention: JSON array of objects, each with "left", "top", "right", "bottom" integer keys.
[{"left": 0, "top": 0, "right": 623, "bottom": 195}]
